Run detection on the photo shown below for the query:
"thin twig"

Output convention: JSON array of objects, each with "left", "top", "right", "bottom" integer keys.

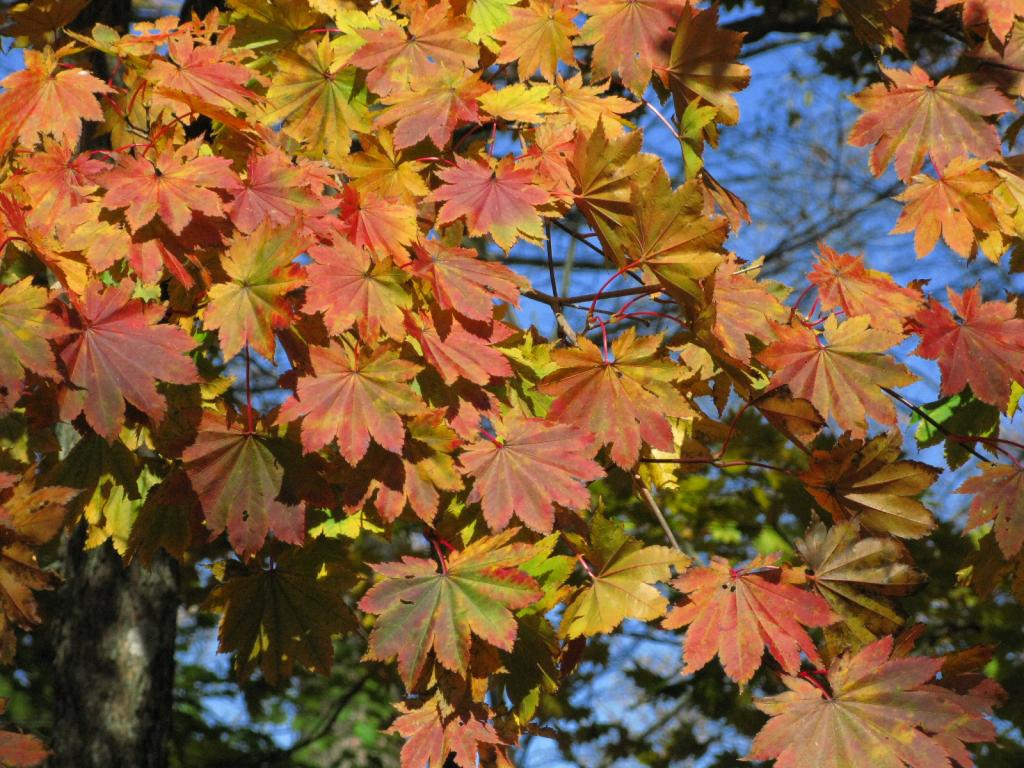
[
  {"left": 632, "top": 474, "right": 695, "bottom": 557},
  {"left": 882, "top": 387, "right": 989, "bottom": 464}
]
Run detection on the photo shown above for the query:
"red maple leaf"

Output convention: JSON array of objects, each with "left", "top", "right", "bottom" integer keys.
[
  {"left": 227, "top": 148, "right": 330, "bottom": 235},
  {"left": 913, "top": 286, "right": 1024, "bottom": 407},
  {"left": 664, "top": 555, "right": 836, "bottom": 685},
  {"left": 409, "top": 239, "right": 528, "bottom": 322},
  {"left": 59, "top": 280, "right": 198, "bottom": 438},
  {"left": 459, "top": 412, "right": 603, "bottom": 532},
  {"left": 304, "top": 237, "right": 411, "bottom": 342},
  {"left": 431, "top": 156, "right": 552, "bottom": 252},
  {"left": 101, "top": 138, "right": 239, "bottom": 234},
  {"left": 541, "top": 328, "right": 693, "bottom": 468},
  {"left": 349, "top": 0, "right": 478, "bottom": 97},
  {"left": 278, "top": 341, "right": 423, "bottom": 463},
  {"left": 577, "top": 0, "right": 685, "bottom": 95},
  {"left": 959, "top": 462, "right": 1024, "bottom": 557},
  {"left": 808, "top": 243, "right": 923, "bottom": 332},
  {"left": 410, "top": 313, "right": 513, "bottom": 386},
  {"left": 375, "top": 66, "right": 488, "bottom": 150}
]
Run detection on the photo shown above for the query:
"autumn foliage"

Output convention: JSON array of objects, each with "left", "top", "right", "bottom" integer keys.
[{"left": 0, "top": 0, "right": 1023, "bottom": 765}]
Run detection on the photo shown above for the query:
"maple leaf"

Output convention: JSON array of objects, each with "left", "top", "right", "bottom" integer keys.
[
  {"left": 892, "top": 157, "right": 1006, "bottom": 260},
  {"left": 431, "top": 156, "right": 552, "bottom": 251},
  {"left": 755, "top": 391, "right": 827, "bottom": 446},
  {"left": 412, "top": 313, "right": 513, "bottom": 386},
  {"left": 372, "top": 410, "right": 464, "bottom": 525},
  {"left": 808, "top": 243, "right": 923, "bottom": 332},
  {"left": 261, "top": 35, "right": 370, "bottom": 163},
  {"left": 409, "top": 239, "right": 528, "bottom": 322},
  {"left": 560, "top": 514, "right": 689, "bottom": 638},
  {"left": 938, "top": 0, "right": 1024, "bottom": 40},
  {"left": 540, "top": 329, "right": 693, "bottom": 468},
  {"left": 709, "top": 256, "right": 788, "bottom": 364},
  {"left": 337, "top": 187, "right": 418, "bottom": 265},
  {"left": 800, "top": 432, "right": 939, "bottom": 538},
  {"left": 58, "top": 280, "right": 198, "bottom": 439},
  {"left": 206, "top": 542, "right": 356, "bottom": 685},
  {"left": 147, "top": 30, "right": 258, "bottom": 113},
  {"left": 547, "top": 73, "right": 637, "bottom": 135},
  {"left": 819, "top": 0, "right": 910, "bottom": 49},
  {"left": 659, "top": 4, "right": 750, "bottom": 126},
  {"left": 183, "top": 412, "right": 305, "bottom": 558},
  {"left": 374, "top": 66, "right": 488, "bottom": 151},
  {"left": 748, "top": 635, "right": 1002, "bottom": 768},
  {"left": 278, "top": 341, "right": 423, "bottom": 462},
  {"left": 459, "top": 412, "right": 603, "bottom": 533},
  {"left": 0, "top": 279, "right": 65, "bottom": 412},
  {"left": 204, "top": 220, "right": 307, "bottom": 360},
  {"left": 570, "top": 123, "right": 660, "bottom": 254},
  {"left": 349, "top": 1, "right": 478, "bottom": 96},
  {"left": 4, "top": 0, "right": 89, "bottom": 47},
  {"left": 758, "top": 315, "right": 916, "bottom": 438},
  {"left": 913, "top": 286, "right": 1024, "bottom": 408},
  {"left": 0, "top": 471, "right": 77, "bottom": 662},
  {"left": 479, "top": 83, "right": 558, "bottom": 124},
  {"left": 797, "top": 520, "right": 925, "bottom": 648},
  {"left": 389, "top": 697, "right": 505, "bottom": 768},
  {"left": 958, "top": 462, "right": 1024, "bottom": 557},
  {"left": 340, "top": 131, "right": 430, "bottom": 203},
  {"left": 304, "top": 237, "right": 411, "bottom": 341},
  {"left": 577, "top": 0, "right": 685, "bottom": 95},
  {"left": 227, "top": 148, "right": 329, "bottom": 235},
  {"left": 15, "top": 138, "right": 104, "bottom": 232},
  {"left": 664, "top": 554, "right": 835, "bottom": 685},
  {"left": 848, "top": 65, "right": 1013, "bottom": 181},
  {"left": 359, "top": 528, "right": 543, "bottom": 688},
  {"left": 614, "top": 175, "right": 728, "bottom": 300},
  {"left": 0, "top": 45, "right": 113, "bottom": 156},
  {"left": 0, "top": 725, "right": 47, "bottom": 768},
  {"left": 100, "top": 139, "right": 238, "bottom": 235},
  {"left": 495, "top": 0, "right": 577, "bottom": 82}
]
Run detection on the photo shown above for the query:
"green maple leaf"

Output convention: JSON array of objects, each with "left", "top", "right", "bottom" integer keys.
[
  {"left": 559, "top": 515, "right": 689, "bottom": 638},
  {"left": 358, "top": 528, "right": 542, "bottom": 689},
  {"left": 206, "top": 541, "right": 357, "bottom": 686}
]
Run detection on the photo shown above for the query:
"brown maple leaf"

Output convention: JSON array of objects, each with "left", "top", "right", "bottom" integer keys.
[{"left": 800, "top": 432, "right": 939, "bottom": 539}]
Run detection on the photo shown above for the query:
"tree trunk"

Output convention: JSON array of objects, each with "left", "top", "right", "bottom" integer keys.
[{"left": 49, "top": 523, "right": 179, "bottom": 768}]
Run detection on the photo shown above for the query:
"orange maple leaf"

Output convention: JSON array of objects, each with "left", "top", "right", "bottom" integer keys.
[{"left": 759, "top": 315, "right": 916, "bottom": 437}]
